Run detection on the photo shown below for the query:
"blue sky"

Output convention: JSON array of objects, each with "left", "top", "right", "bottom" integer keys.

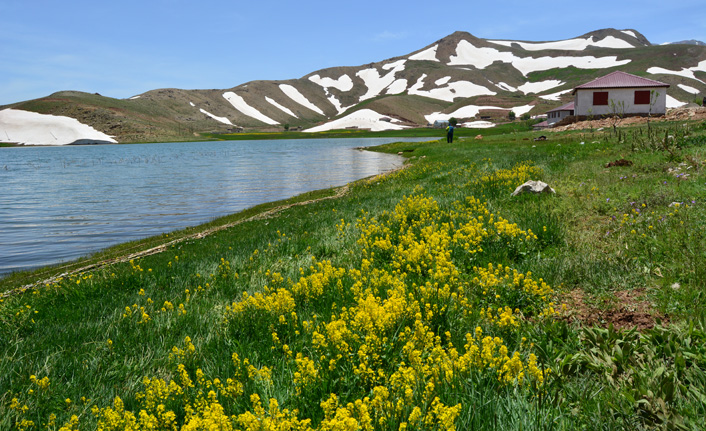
[{"left": 1, "top": 0, "right": 704, "bottom": 106}]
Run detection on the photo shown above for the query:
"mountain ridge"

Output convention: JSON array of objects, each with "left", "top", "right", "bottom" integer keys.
[{"left": 2, "top": 28, "right": 706, "bottom": 144}]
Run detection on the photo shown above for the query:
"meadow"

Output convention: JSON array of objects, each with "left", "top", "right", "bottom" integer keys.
[{"left": 1, "top": 119, "right": 705, "bottom": 430}]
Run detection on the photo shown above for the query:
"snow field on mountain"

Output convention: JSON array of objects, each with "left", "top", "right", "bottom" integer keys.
[
  {"left": 488, "top": 35, "right": 634, "bottom": 51},
  {"left": 0, "top": 108, "right": 117, "bottom": 146},
  {"left": 449, "top": 40, "right": 631, "bottom": 76},
  {"left": 279, "top": 84, "right": 325, "bottom": 115},
  {"left": 647, "top": 61, "right": 706, "bottom": 84},
  {"left": 223, "top": 92, "right": 279, "bottom": 125},
  {"left": 666, "top": 95, "right": 687, "bottom": 108},
  {"left": 199, "top": 109, "right": 233, "bottom": 125},
  {"left": 425, "top": 103, "right": 534, "bottom": 124},
  {"left": 540, "top": 89, "right": 573, "bottom": 101},
  {"left": 460, "top": 120, "right": 496, "bottom": 128},
  {"left": 266, "top": 97, "right": 298, "bottom": 118},
  {"left": 356, "top": 60, "right": 407, "bottom": 101},
  {"left": 303, "top": 109, "right": 408, "bottom": 132},
  {"left": 308, "top": 74, "right": 354, "bottom": 92},
  {"left": 409, "top": 45, "right": 440, "bottom": 62},
  {"left": 517, "top": 80, "right": 564, "bottom": 94},
  {"left": 408, "top": 74, "right": 496, "bottom": 102},
  {"left": 678, "top": 84, "right": 700, "bottom": 94}
]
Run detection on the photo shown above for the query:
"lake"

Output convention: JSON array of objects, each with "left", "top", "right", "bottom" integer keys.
[{"left": 0, "top": 138, "right": 422, "bottom": 276}]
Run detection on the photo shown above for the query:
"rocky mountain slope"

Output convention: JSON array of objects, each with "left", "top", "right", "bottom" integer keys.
[{"left": 2, "top": 28, "right": 706, "bottom": 144}]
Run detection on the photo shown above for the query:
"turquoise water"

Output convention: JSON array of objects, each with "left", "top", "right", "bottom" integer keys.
[{"left": 0, "top": 138, "right": 419, "bottom": 276}]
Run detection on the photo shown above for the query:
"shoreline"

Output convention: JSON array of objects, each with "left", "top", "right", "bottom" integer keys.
[{"left": 0, "top": 151, "right": 414, "bottom": 296}]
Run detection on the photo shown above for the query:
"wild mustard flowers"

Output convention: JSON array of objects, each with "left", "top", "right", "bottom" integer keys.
[{"left": 4, "top": 161, "right": 557, "bottom": 430}]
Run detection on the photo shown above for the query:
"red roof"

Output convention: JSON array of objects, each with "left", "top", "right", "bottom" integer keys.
[
  {"left": 547, "top": 101, "right": 574, "bottom": 113},
  {"left": 573, "top": 71, "right": 669, "bottom": 93}
]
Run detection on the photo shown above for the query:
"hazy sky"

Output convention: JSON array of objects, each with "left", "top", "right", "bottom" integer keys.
[{"left": 1, "top": 0, "right": 704, "bottom": 105}]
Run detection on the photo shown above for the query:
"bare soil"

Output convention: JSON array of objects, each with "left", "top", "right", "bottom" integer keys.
[
  {"left": 559, "top": 288, "right": 666, "bottom": 330},
  {"left": 551, "top": 107, "right": 706, "bottom": 132}
]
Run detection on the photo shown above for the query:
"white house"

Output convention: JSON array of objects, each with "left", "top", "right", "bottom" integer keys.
[
  {"left": 572, "top": 71, "right": 669, "bottom": 117},
  {"left": 546, "top": 101, "right": 575, "bottom": 125}
]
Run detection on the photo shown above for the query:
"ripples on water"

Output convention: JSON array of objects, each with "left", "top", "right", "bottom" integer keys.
[{"left": 0, "top": 138, "right": 418, "bottom": 276}]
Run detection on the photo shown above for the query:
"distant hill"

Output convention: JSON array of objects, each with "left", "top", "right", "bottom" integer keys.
[
  {"left": 665, "top": 40, "right": 706, "bottom": 46},
  {"left": 2, "top": 28, "right": 706, "bottom": 144}
]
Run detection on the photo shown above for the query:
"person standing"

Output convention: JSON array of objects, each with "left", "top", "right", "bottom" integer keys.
[{"left": 446, "top": 124, "right": 454, "bottom": 143}]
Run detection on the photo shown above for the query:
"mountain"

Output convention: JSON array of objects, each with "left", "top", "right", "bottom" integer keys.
[
  {"left": 2, "top": 28, "right": 706, "bottom": 145},
  {"left": 665, "top": 40, "right": 706, "bottom": 46}
]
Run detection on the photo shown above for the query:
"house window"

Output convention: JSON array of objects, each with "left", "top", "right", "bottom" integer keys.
[
  {"left": 593, "top": 92, "right": 609, "bottom": 106},
  {"left": 634, "top": 90, "right": 651, "bottom": 105}
]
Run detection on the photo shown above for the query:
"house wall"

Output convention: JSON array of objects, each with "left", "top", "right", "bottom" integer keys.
[
  {"left": 574, "top": 87, "right": 668, "bottom": 116},
  {"left": 546, "top": 110, "right": 574, "bottom": 125}
]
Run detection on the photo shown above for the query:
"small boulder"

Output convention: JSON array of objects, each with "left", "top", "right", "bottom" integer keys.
[
  {"left": 475, "top": 134, "right": 483, "bottom": 140},
  {"left": 511, "top": 180, "right": 555, "bottom": 196}
]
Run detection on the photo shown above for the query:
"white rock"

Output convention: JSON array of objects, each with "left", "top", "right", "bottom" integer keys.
[{"left": 511, "top": 180, "right": 556, "bottom": 196}]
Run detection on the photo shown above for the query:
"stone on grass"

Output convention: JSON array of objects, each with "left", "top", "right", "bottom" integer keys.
[{"left": 511, "top": 180, "right": 555, "bottom": 197}]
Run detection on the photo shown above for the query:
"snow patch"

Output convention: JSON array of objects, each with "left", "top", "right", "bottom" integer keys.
[
  {"left": 409, "top": 74, "right": 495, "bottom": 102},
  {"left": 0, "top": 108, "right": 117, "bottom": 146},
  {"left": 304, "top": 109, "right": 408, "bottom": 132},
  {"left": 279, "top": 84, "right": 325, "bottom": 115},
  {"left": 488, "top": 36, "right": 634, "bottom": 51},
  {"left": 409, "top": 45, "right": 439, "bottom": 62},
  {"left": 510, "top": 104, "right": 534, "bottom": 116},
  {"left": 666, "top": 95, "right": 687, "bottom": 108},
  {"left": 425, "top": 103, "right": 533, "bottom": 124},
  {"left": 382, "top": 60, "right": 406, "bottom": 70},
  {"left": 677, "top": 84, "right": 700, "bottom": 94},
  {"left": 356, "top": 60, "right": 407, "bottom": 101},
  {"left": 223, "top": 92, "right": 279, "bottom": 125},
  {"left": 449, "top": 39, "right": 631, "bottom": 76},
  {"left": 539, "top": 89, "right": 572, "bottom": 101},
  {"left": 189, "top": 102, "right": 195, "bottom": 107},
  {"left": 266, "top": 97, "right": 298, "bottom": 118},
  {"left": 517, "top": 79, "right": 564, "bottom": 94},
  {"left": 648, "top": 63, "right": 706, "bottom": 84},
  {"left": 200, "top": 109, "right": 233, "bottom": 125},
  {"left": 129, "top": 96, "right": 141, "bottom": 100},
  {"left": 425, "top": 105, "right": 502, "bottom": 123},
  {"left": 621, "top": 30, "right": 637, "bottom": 38},
  {"left": 461, "top": 120, "right": 496, "bottom": 129},
  {"left": 495, "top": 82, "right": 517, "bottom": 92},
  {"left": 386, "top": 79, "right": 408, "bottom": 95},
  {"left": 435, "top": 76, "right": 452, "bottom": 86},
  {"left": 308, "top": 74, "right": 354, "bottom": 92}
]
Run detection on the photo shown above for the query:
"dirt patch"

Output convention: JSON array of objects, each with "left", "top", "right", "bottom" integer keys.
[
  {"left": 551, "top": 107, "right": 706, "bottom": 132},
  {"left": 605, "top": 159, "right": 633, "bottom": 168},
  {"left": 559, "top": 288, "right": 665, "bottom": 330}
]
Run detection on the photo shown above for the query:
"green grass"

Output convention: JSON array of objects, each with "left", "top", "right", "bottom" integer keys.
[
  {"left": 2, "top": 121, "right": 706, "bottom": 430},
  {"left": 204, "top": 122, "right": 538, "bottom": 141}
]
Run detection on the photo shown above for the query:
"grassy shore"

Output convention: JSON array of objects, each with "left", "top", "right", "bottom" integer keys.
[{"left": 2, "top": 121, "right": 706, "bottom": 430}]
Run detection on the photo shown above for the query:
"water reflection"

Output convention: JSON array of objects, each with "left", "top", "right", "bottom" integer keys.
[{"left": 0, "top": 138, "right": 422, "bottom": 275}]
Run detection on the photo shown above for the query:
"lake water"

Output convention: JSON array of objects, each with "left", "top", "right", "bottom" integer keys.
[{"left": 0, "top": 138, "right": 421, "bottom": 276}]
